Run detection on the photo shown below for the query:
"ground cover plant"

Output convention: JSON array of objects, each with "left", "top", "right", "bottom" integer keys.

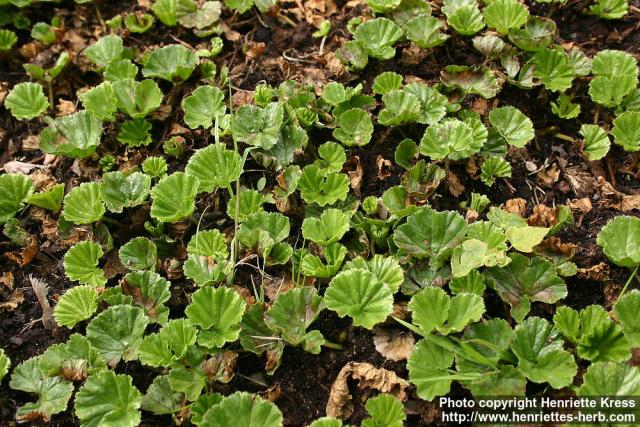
[{"left": 1, "top": 0, "right": 640, "bottom": 425}]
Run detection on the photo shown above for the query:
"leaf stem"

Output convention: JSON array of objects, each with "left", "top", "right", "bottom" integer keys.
[
  {"left": 618, "top": 265, "right": 639, "bottom": 302},
  {"left": 322, "top": 341, "right": 344, "bottom": 350}
]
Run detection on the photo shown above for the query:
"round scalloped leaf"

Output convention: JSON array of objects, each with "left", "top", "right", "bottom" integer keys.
[
  {"left": 39, "top": 110, "right": 103, "bottom": 158},
  {"left": 580, "top": 124, "right": 610, "bottom": 161},
  {"left": 27, "top": 183, "right": 64, "bottom": 212},
  {"left": 142, "top": 44, "right": 198, "bottom": 82},
  {"left": 86, "top": 305, "right": 149, "bottom": 366},
  {"left": 614, "top": 290, "right": 640, "bottom": 347},
  {"left": 363, "top": 393, "right": 405, "bottom": 427},
  {"left": 5, "top": 82, "right": 49, "bottom": 120},
  {"left": 378, "top": 90, "right": 422, "bottom": 126},
  {"left": 185, "top": 286, "right": 246, "bottom": 349},
  {"left": 119, "top": 237, "right": 157, "bottom": 271},
  {"left": 188, "top": 229, "right": 228, "bottom": 258},
  {"left": 404, "top": 82, "right": 449, "bottom": 125},
  {"left": 185, "top": 143, "right": 242, "bottom": 193},
  {"left": 480, "top": 156, "right": 512, "bottom": 186},
  {"left": 83, "top": 35, "right": 124, "bottom": 68},
  {"left": 227, "top": 188, "right": 268, "bottom": 222},
  {"left": 117, "top": 118, "right": 153, "bottom": 147},
  {"left": 308, "top": 418, "right": 344, "bottom": 427},
  {"left": 488, "top": 106, "right": 534, "bottom": 148},
  {"left": 482, "top": 0, "right": 529, "bottom": 36},
  {"left": 75, "top": 371, "right": 141, "bottom": 427},
  {"left": 63, "top": 241, "right": 106, "bottom": 287},
  {"left": 63, "top": 182, "right": 105, "bottom": 225},
  {"left": 409, "top": 287, "right": 485, "bottom": 335},
  {"left": 533, "top": 48, "right": 574, "bottom": 92},
  {"left": 507, "top": 16, "right": 556, "bottom": 52},
  {"left": 592, "top": 50, "right": 638, "bottom": 78},
  {"left": 182, "top": 85, "right": 226, "bottom": 129},
  {"left": 373, "top": 71, "right": 403, "bottom": 95},
  {"left": 0, "top": 29, "right": 18, "bottom": 52},
  {"left": 343, "top": 254, "right": 404, "bottom": 293},
  {"left": 150, "top": 172, "right": 200, "bottom": 223},
  {"left": 407, "top": 337, "right": 455, "bottom": 400},
  {"left": 577, "top": 362, "right": 640, "bottom": 396},
  {"left": 353, "top": 18, "right": 403, "bottom": 60},
  {"left": 140, "top": 375, "right": 184, "bottom": 415},
  {"left": 325, "top": 269, "right": 393, "bottom": 329},
  {"left": 298, "top": 165, "right": 350, "bottom": 207},
  {"left": 333, "top": 108, "right": 373, "bottom": 147},
  {"left": 201, "top": 391, "right": 283, "bottom": 427},
  {"left": 79, "top": 82, "right": 118, "bottom": 121},
  {"left": 612, "top": 111, "right": 640, "bottom": 152},
  {"left": 590, "top": 0, "right": 629, "bottom": 20},
  {"left": 232, "top": 102, "right": 284, "bottom": 149},
  {"left": 405, "top": 15, "right": 449, "bottom": 49},
  {"left": 315, "top": 142, "right": 346, "bottom": 175},
  {"left": 440, "top": 65, "right": 501, "bottom": 99},
  {"left": 420, "top": 118, "right": 479, "bottom": 160},
  {"left": 0, "top": 349, "right": 9, "bottom": 382},
  {"left": 100, "top": 171, "right": 151, "bottom": 213},
  {"left": 596, "top": 215, "right": 640, "bottom": 267},
  {"left": 301, "top": 209, "right": 351, "bottom": 246},
  {"left": 113, "top": 79, "right": 163, "bottom": 119},
  {"left": 121, "top": 270, "right": 171, "bottom": 322},
  {"left": 0, "top": 173, "right": 34, "bottom": 223},
  {"left": 54, "top": 285, "right": 99, "bottom": 328},
  {"left": 445, "top": 3, "right": 485, "bottom": 36},
  {"left": 38, "top": 333, "right": 107, "bottom": 380}
]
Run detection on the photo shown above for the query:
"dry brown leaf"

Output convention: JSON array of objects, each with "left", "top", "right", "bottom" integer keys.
[
  {"left": 56, "top": 99, "right": 76, "bottom": 116},
  {"left": 564, "top": 166, "right": 597, "bottom": 198},
  {"left": 0, "top": 82, "right": 8, "bottom": 104},
  {"left": 345, "top": 155, "right": 363, "bottom": 195},
  {"left": 0, "top": 289, "right": 24, "bottom": 311},
  {"left": 535, "top": 237, "right": 576, "bottom": 260},
  {"left": 260, "top": 385, "right": 282, "bottom": 403},
  {"left": 373, "top": 327, "right": 415, "bottom": 361},
  {"left": 326, "top": 362, "right": 409, "bottom": 419},
  {"left": 471, "top": 97, "right": 488, "bottom": 115},
  {"left": 598, "top": 177, "right": 640, "bottom": 212},
  {"left": 103, "top": 250, "right": 128, "bottom": 280},
  {"left": 319, "top": 51, "right": 346, "bottom": 78},
  {"left": 578, "top": 262, "right": 610, "bottom": 283},
  {"left": 21, "top": 135, "right": 40, "bottom": 151},
  {"left": 528, "top": 204, "right": 558, "bottom": 228},
  {"left": 233, "top": 284, "right": 256, "bottom": 306},
  {"left": 245, "top": 42, "right": 266, "bottom": 61},
  {"left": 504, "top": 198, "right": 527, "bottom": 216},
  {"left": 566, "top": 197, "right": 592, "bottom": 213},
  {"left": 203, "top": 350, "right": 238, "bottom": 383},
  {"left": 6, "top": 237, "right": 39, "bottom": 267},
  {"left": 262, "top": 275, "right": 296, "bottom": 302},
  {"left": 0, "top": 272, "right": 14, "bottom": 290},
  {"left": 537, "top": 164, "right": 560, "bottom": 187},
  {"left": 28, "top": 275, "right": 55, "bottom": 330},
  {"left": 2, "top": 161, "right": 47, "bottom": 175},
  {"left": 445, "top": 169, "right": 465, "bottom": 197},
  {"left": 376, "top": 156, "right": 392, "bottom": 180}
]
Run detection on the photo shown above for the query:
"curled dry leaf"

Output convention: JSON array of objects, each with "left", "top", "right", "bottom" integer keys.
[
  {"left": 325, "top": 361, "right": 409, "bottom": 419},
  {"left": 56, "top": 99, "right": 76, "bottom": 117},
  {"left": 445, "top": 169, "right": 465, "bottom": 197},
  {"left": 2, "top": 161, "right": 47, "bottom": 175},
  {"left": 577, "top": 262, "right": 610, "bottom": 283},
  {"left": 504, "top": 198, "right": 527, "bottom": 216},
  {"left": 345, "top": 155, "right": 363, "bottom": 195},
  {"left": 373, "top": 327, "right": 415, "bottom": 361},
  {"left": 6, "top": 237, "right": 39, "bottom": 267},
  {"left": 0, "top": 272, "right": 24, "bottom": 311},
  {"left": 537, "top": 164, "right": 560, "bottom": 187},
  {"left": 566, "top": 197, "right": 592, "bottom": 213},
  {"left": 21, "top": 135, "right": 40, "bottom": 151},
  {"left": 564, "top": 166, "right": 598, "bottom": 198},
  {"left": 376, "top": 156, "right": 392, "bottom": 181},
  {"left": 262, "top": 275, "right": 296, "bottom": 302},
  {"left": 536, "top": 237, "right": 576, "bottom": 259},
  {"left": 203, "top": 350, "right": 238, "bottom": 383},
  {"left": 597, "top": 176, "right": 640, "bottom": 212},
  {"left": 528, "top": 204, "right": 558, "bottom": 227}
]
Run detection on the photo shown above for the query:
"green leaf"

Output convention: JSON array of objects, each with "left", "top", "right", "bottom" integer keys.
[
  {"left": 239, "top": 302, "right": 285, "bottom": 371},
  {"left": 183, "top": 254, "right": 229, "bottom": 286},
  {"left": 125, "top": 12, "right": 155, "bottom": 33},
  {"left": 451, "top": 223, "right": 510, "bottom": 277},
  {"left": 265, "top": 287, "right": 326, "bottom": 353},
  {"left": 139, "top": 319, "right": 198, "bottom": 367},
  {"left": 373, "top": 71, "right": 403, "bottom": 95},
  {"left": 179, "top": 1, "right": 222, "bottom": 28},
  {"left": 325, "top": 269, "right": 393, "bottom": 329},
  {"left": 141, "top": 375, "right": 184, "bottom": 415},
  {"left": 301, "top": 243, "right": 347, "bottom": 279},
  {"left": 589, "top": 50, "right": 637, "bottom": 108},
  {"left": 188, "top": 229, "right": 228, "bottom": 258},
  {"left": 142, "top": 44, "right": 198, "bottom": 82},
  {"left": 410, "top": 287, "right": 485, "bottom": 335},
  {"left": 420, "top": 118, "right": 482, "bottom": 161},
  {"left": 314, "top": 142, "right": 346, "bottom": 175},
  {"left": 302, "top": 209, "right": 351, "bottom": 246},
  {"left": 612, "top": 111, "right": 640, "bottom": 151},
  {"left": 84, "top": 35, "right": 124, "bottom": 68},
  {"left": 580, "top": 124, "right": 610, "bottom": 160},
  {"left": 596, "top": 215, "right": 640, "bottom": 268},
  {"left": 353, "top": 18, "right": 404, "bottom": 60},
  {"left": 505, "top": 225, "right": 549, "bottom": 252},
  {"left": 182, "top": 85, "right": 226, "bottom": 129},
  {"left": 614, "top": 290, "right": 640, "bottom": 347},
  {"left": 443, "top": 0, "right": 485, "bottom": 36},
  {"left": 200, "top": 392, "right": 283, "bottom": 427},
  {"left": 118, "top": 118, "right": 153, "bottom": 147},
  {"left": 483, "top": 0, "right": 529, "bottom": 36},
  {"left": 63, "top": 241, "right": 106, "bottom": 287},
  {"left": 232, "top": 102, "right": 284, "bottom": 149},
  {"left": 0, "top": 29, "right": 18, "bottom": 52},
  {"left": 298, "top": 165, "right": 350, "bottom": 207},
  {"left": 511, "top": 317, "right": 577, "bottom": 388},
  {"left": 333, "top": 108, "right": 373, "bottom": 147},
  {"left": 4, "top": 82, "right": 49, "bottom": 120},
  {"left": 363, "top": 394, "right": 405, "bottom": 427},
  {"left": 378, "top": 90, "right": 422, "bottom": 126},
  {"left": 393, "top": 208, "right": 467, "bottom": 267},
  {"left": 485, "top": 253, "right": 567, "bottom": 323},
  {"left": 0, "top": 173, "right": 34, "bottom": 223},
  {"left": 488, "top": 106, "right": 534, "bottom": 147},
  {"left": 63, "top": 182, "right": 105, "bottom": 224},
  {"left": 27, "top": 183, "right": 64, "bottom": 212},
  {"left": 39, "top": 334, "right": 107, "bottom": 380},
  {"left": 186, "top": 286, "right": 246, "bottom": 349},
  {"left": 550, "top": 94, "right": 581, "bottom": 119},
  {"left": 54, "top": 285, "right": 99, "bottom": 328},
  {"left": 237, "top": 211, "right": 291, "bottom": 264},
  {"left": 450, "top": 270, "right": 486, "bottom": 295},
  {"left": 151, "top": 0, "right": 184, "bottom": 26},
  {"left": 104, "top": 59, "right": 139, "bottom": 82},
  {"left": 407, "top": 337, "right": 455, "bottom": 400},
  {"left": 343, "top": 254, "right": 404, "bottom": 293},
  {"left": 100, "top": 171, "right": 151, "bottom": 213},
  {"left": 590, "top": 0, "right": 628, "bottom": 19},
  {"left": 507, "top": 16, "right": 556, "bottom": 52},
  {"left": 75, "top": 371, "right": 141, "bottom": 427},
  {"left": 39, "top": 110, "right": 103, "bottom": 158},
  {"left": 404, "top": 15, "right": 448, "bottom": 49},
  {"left": 87, "top": 305, "right": 149, "bottom": 366},
  {"left": 121, "top": 270, "right": 171, "bottom": 322},
  {"left": 533, "top": 48, "right": 574, "bottom": 92},
  {"left": 150, "top": 172, "right": 200, "bottom": 223},
  {"left": 404, "top": 83, "right": 449, "bottom": 125},
  {"left": 480, "top": 156, "right": 512, "bottom": 186},
  {"left": 440, "top": 65, "right": 501, "bottom": 98},
  {"left": 185, "top": 143, "right": 242, "bottom": 193},
  {"left": 143, "top": 156, "right": 168, "bottom": 179},
  {"left": 79, "top": 81, "right": 118, "bottom": 121},
  {"left": 10, "top": 358, "right": 74, "bottom": 422},
  {"left": 577, "top": 362, "right": 640, "bottom": 396},
  {"left": 119, "top": 237, "right": 157, "bottom": 271},
  {"left": 191, "top": 393, "right": 224, "bottom": 425},
  {"left": 0, "top": 349, "right": 9, "bottom": 382},
  {"left": 113, "top": 79, "right": 163, "bottom": 119}
]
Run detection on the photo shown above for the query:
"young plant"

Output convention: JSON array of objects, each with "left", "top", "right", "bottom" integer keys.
[
  {"left": 4, "top": 82, "right": 49, "bottom": 120},
  {"left": 150, "top": 172, "right": 200, "bottom": 223},
  {"left": 352, "top": 18, "right": 404, "bottom": 60},
  {"left": 579, "top": 124, "right": 610, "bottom": 160},
  {"left": 63, "top": 241, "right": 107, "bottom": 287},
  {"left": 62, "top": 182, "right": 106, "bottom": 224},
  {"left": 590, "top": 0, "right": 628, "bottom": 19},
  {"left": 589, "top": 50, "right": 638, "bottom": 108},
  {"left": 39, "top": 111, "right": 103, "bottom": 158},
  {"left": 142, "top": 44, "right": 198, "bottom": 82},
  {"left": 482, "top": 0, "right": 529, "bottom": 36},
  {"left": 442, "top": 0, "right": 485, "bottom": 36},
  {"left": 0, "top": 173, "right": 34, "bottom": 223},
  {"left": 100, "top": 171, "right": 151, "bottom": 213}
]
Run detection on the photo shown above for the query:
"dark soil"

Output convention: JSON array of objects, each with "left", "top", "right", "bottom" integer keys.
[{"left": 1, "top": 0, "right": 640, "bottom": 425}]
